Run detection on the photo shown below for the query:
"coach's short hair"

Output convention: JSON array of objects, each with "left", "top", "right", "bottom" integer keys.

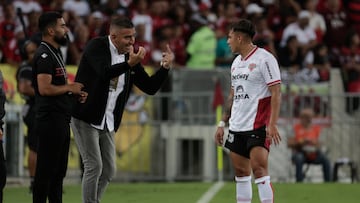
[
  {"left": 110, "top": 17, "right": 134, "bottom": 30},
  {"left": 231, "top": 19, "right": 256, "bottom": 38},
  {"left": 38, "top": 11, "right": 63, "bottom": 34}
]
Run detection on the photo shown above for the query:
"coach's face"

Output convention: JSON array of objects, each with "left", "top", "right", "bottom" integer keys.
[{"left": 111, "top": 27, "right": 136, "bottom": 54}]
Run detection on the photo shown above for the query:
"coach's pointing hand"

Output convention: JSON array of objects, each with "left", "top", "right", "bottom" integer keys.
[{"left": 160, "top": 44, "right": 174, "bottom": 69}]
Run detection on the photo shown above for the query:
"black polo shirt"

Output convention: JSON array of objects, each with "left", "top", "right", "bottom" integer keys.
[{"left": 32, "top": 41, "right": 72, "bottom": 119}]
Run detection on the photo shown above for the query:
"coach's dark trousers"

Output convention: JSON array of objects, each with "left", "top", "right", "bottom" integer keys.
[{"left": 33, "top": 113, "right": 70, "bottom": 203}]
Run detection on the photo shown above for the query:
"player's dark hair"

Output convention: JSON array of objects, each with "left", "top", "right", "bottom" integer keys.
[
  {"left": 110, "top": 17, "right": 134, "bottom": 29},
  {"left": 38, "top": 12, "right": 63, "bottom": 34},
  {"left": 231, "top": 19, "right": 256, "bottom": 39}
]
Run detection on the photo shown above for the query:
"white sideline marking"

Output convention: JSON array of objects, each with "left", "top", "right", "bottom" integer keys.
[{"left": 196, "top": 181, "right": 225, "bottom": 203}]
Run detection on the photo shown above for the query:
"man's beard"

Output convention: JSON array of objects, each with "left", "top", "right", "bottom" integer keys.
[{"left": 54, "top": 34, "right": 68, "bottom": 46}]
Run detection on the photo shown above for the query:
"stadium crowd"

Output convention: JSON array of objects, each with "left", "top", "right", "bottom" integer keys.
[{"left": 0, "top": 0, "right": 360, "bottom": 93}]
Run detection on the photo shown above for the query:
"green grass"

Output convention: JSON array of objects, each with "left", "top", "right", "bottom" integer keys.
[{"left": 3, "top": 182, "right": 360, "bottom": 203}]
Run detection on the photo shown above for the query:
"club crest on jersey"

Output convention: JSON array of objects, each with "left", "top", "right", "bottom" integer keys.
[
  {"left": 248, "top": 63, "right": 256, "bottom": 71},
  {"left": 41, "top": 53, "right": 48, "bottom": 58},
  {"left": 227, "top": 133, "right": 234, "bottom": 143}
]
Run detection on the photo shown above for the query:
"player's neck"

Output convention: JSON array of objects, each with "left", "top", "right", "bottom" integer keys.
[{"left": 240, "top": 43, "right": 256, "bottom": 59}]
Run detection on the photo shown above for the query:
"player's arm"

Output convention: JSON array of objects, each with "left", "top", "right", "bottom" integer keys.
[
  {"left": 267, "top": 83, "right": 281, "bottom": 145},
  {"left": 215, "top": 87, "right": 234, "bottom": 146},
  {"left": 37, "top": 74, "right": 84, "bottom": 96},
  {"left": 222, "top": 87, "right": 234, "bottom": 124}
]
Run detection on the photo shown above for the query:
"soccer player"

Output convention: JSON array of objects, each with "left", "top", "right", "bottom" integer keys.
[{"left": 214, "top": 19, "right": 281, "bottom": 203}]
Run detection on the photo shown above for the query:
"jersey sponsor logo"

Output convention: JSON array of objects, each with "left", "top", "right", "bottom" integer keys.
[
  {"left": 41, "top": 53, "right": 48, "bottom": 58},
  {"left": 248, "top": 63, "right": 256, "bottom": 71},
  {"left": 55, "top": 67, "right": 65, "bottom": 77},
  {"left": 232, "top": 73, "right": 249, "bottom": 80},
  {"left": 234, "top": 85, "right": 250, "bottom": 101},
  {"left": 234, "top": 94, "right": 250, "bottom": 100},
  {"left": 265, "top": 61, "right": 273, "bottom": 79}
]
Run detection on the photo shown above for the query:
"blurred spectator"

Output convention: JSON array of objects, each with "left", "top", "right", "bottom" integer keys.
[
  {"left": 320, "top": 0, "right": 349, "bottom": 66},
  {"left": 304, "top": 0, "right": 327, "bottom": 43},
  {"left": 149, "top": 0, "right": 172, "bottom": 33},
  {"left": 253, "top": 16, "right": 277, "bottom": 57},
  {"left": 169, "top": 3, "right": 191, "bottom": 43},
  {"left": 287, "top": 108, "right": 331, "bottom": 182},
  {"left": 13, "top": 0, "right": 42, "bottom": 15},
  {"left": 280, "top": 10, "right": 317, "bottom": 56},
  {"left": 133, "top": 23, "right": 152, "bottom": 66},
  {"left": 278, "top": 0, "right": 302, "bottom": 26},
  {"left": 131, "top": 0, "right": 152, "bottom": 43},
  {"left": 73, "top": 22, "right": 90, "bottom": 58},
  {"left": 100, "top": 0, "right": 129, "bottom": 17},
  {"left": 215, "top": 22, "right": 233, "bottom": 68},
  {"left": 215, "top": 2, "right": 239, "bottom": 36},
  {"left": 87, "top": 11, "right": 108, "bottom": 39},
  {"left": 345, "top": 1, "right": 360, "bottom": 34},
  {"left": 63, "top": 0, "right": 91, "bottom": 20},
  {"left": 294, "top": 53, "right": 320, "bottom": 84},
  {"left": 169, "top": 24, "right": 187, "bottom": 67},
  {"left": 245, "top": 3, "right": 264, "bottom": 22},
  {"left": 278, "top": 35, "right": 304, "bottom": 75},
  {"left": 308, "top": 43, "right": 331, "bottom": 82},
  {"left": 339, "top": 30, "right": 360, "bottom": 112},
  {"left": 197, "top": 2, "right": 217, "bottom": 29},
  {"left": 0, "top": 2, "right": 23, "bottom": 66},
  {"left": 186, "top": 14, "right": 216, "bottom": 69}
]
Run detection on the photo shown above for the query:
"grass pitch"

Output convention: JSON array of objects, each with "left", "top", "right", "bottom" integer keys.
[{"left": 3, "top": 182, "right": 360, "bottom": 203}]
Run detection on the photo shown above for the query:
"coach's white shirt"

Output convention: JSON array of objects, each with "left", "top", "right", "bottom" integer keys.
[{"left": 91, "top": 36, "right": 125, "bottom": 132}]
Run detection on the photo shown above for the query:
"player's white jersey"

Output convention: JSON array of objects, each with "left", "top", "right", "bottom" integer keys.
[{"left": 229, "top": 46, "right": 281, "bottom": 132}]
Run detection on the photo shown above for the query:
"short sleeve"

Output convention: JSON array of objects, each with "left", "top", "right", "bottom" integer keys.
[
  {"left": 35, "top": 52, "right": 54, "bottom": 75},
  {"left": 261, "top": 55, "right": 281, "bottom": 86}
]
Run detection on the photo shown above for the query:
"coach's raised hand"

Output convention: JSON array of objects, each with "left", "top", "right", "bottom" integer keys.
[
  {"left": 127, "top": 45, "right": 146, "bottom": 67},
  {"left": 160, "top": 44, "right": 174, "bottom": 69}
]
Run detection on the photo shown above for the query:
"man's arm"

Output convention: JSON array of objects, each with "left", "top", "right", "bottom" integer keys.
[
  {"left": 267, "top": 83, "right": 281, "bottom": 145},
  {"left": 215, "top": 87, "right": 234, "bottom": 146},
  {"left": 37, "top": 74, "right": 84, "bottom": 96}
]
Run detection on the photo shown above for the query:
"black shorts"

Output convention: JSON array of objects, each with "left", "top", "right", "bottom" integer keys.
[
  {"left": 224, "top": 126, "right": 270, "bottom": 158},
  {"left": 24, "top": 106, "right": 38, "bottom": 152}
]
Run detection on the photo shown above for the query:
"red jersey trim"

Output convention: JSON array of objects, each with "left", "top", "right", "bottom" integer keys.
[
  {"left": 253, "top": 96, "right": 271, "bottom": 130},
  {"left": 242, "top": 46, "right": 258, "bottom": 61},
  {"left": 267, "top": 80, "right": 281, "bottom": 86}
]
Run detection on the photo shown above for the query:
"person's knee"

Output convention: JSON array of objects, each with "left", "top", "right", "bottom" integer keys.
[{"left": 84, "top": 159, "right": 103, "bottom": 177}]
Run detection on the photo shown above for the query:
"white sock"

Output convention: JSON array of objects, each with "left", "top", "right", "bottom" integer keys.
[
  {"left": 235, "top": 176, "right": 252, "bottom": 203},
  {"left": 255, "top": 176, "right": 273, "bottom": 203}
]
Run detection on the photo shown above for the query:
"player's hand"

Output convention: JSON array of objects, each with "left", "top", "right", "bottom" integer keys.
[
  {"left": 78, "top": 91, "right": 88, "bottom": 103},
  {"left": 266, "top": 124, "right": 281, "bottom": 146},
  {"left": 128, "top": 46, "right": 146, "bottom": 67},
  {"left": 0, "top": 129, "right": 3, "bottom": 140},
  {"left": 160, "top": 44, "right": 174, "bottom": 69},
  {"left": 214, "top": 127, "right": 225, "bottom": 146},
  {"left": 68, "top": 82, "right": 84, "bottom": 95}
]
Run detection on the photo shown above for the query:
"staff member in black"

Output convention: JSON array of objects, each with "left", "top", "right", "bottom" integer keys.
[
  {"left": 71, "top": 17, "right": 174, "bottom": 203},
  {"left": 0, "top": 71, "right": 6, "bottom": 203},
  {"left": 32, "top": 12, "right": 87, "bottom": 203},
  {"left": 16, "top": 40, "right": 38, "bottom": 193}
]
